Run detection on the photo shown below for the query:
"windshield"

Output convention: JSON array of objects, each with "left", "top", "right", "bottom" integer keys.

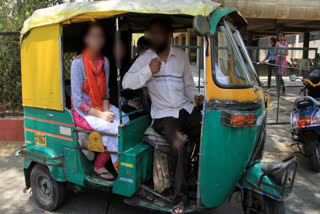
[{"left": 212, "top": 20, "right": 259, "bottom": 88}]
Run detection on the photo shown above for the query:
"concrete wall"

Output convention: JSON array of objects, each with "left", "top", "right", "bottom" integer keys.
[{"left": 0, "top": 117, "right": 24, "bottom": 141}]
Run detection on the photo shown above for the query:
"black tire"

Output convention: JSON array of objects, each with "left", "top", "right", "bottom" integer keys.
[
  {"left": 30, "top": 164, "right": 65, "bottom": 211},
  {"left": 310, "top": 142, "right": 320, "bottom": 172},
  {"left": 302, "top": 134, "right": 320, "bottom": 172},
  {"left": 243, "top": 190, "right": 285, "bottom": 214},
  {"left": 254, "top": 125, "right": 266, "bottom": 161}
]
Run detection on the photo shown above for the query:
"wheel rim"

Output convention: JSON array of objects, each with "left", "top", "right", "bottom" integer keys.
[{"left": 36, "top": 176, "right": 53, "bottom": 201}]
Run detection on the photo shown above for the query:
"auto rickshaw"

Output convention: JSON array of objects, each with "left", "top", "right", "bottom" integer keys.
[{"left": 17, "top": 0, "right": 297, "bottom": 213}]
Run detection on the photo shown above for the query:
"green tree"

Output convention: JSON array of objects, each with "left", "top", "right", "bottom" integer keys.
[
  {"left": 0, "top": 0, "right": 67, "bottom": 32},
  {"left": 0, "top": 0, "right": 72, "bottom": 113}
]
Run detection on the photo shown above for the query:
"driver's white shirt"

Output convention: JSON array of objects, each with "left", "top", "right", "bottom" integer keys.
[{"left": 122, "top": 47, "right": 197, "bottom": 119}]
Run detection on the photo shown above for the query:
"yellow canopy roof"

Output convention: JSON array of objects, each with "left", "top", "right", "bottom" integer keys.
[{"left": 21, "top": 0, "right": 220, "bottom": 35}]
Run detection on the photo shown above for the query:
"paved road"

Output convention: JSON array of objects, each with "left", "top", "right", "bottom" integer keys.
[{"left": 1, "top": 124, "right": 320, "bottom": 214}]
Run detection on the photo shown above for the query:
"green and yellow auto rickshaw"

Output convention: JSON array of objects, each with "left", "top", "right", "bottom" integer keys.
[{"left": 17, "top": 0, "right": 297, "bottom": 213}]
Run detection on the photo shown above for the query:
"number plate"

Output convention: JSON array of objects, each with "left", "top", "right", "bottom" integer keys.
[{"left": 34, "top": 133, "right": 46, "bottom": 146}]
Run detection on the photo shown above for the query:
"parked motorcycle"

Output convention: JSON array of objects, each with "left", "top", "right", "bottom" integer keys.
[{"left": 290, "top": 68, "right": 320, "bottom": 172}]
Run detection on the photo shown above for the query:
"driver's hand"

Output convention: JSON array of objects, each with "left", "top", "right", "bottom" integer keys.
[
  {"left": 194, "top": 95, "right": 204, "bottom": 107},
  {"left": 149, "top": 58, "right": 161, "bottom": 74}
]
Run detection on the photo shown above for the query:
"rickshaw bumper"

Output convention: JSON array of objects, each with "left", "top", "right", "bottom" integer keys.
[{"left": 242, "top": 156, "right": 297, "bottom": 201}]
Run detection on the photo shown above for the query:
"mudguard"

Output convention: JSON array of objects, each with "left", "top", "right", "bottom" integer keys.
[
  {"left": 19, "top": 145, "right": 65, "bottom": 182},
  {"left": 242, "top": 156, "right": 297, "bottom": 201}
]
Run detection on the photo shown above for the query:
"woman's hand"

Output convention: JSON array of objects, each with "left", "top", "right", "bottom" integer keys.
[
  {"left": 99, "top": 111, "right": 115, "bottom": 122},
  {"left": 103, "top": 99, "right": 110, "bottom": 112}
]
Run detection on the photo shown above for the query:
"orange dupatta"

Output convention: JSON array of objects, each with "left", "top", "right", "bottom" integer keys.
[{"left": 82, "top": 49, "right": 106, "bottom": 111}]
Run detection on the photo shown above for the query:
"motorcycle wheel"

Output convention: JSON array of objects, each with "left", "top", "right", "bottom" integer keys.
[
  {"left": 310, "top": 141, "right": 320, "bottom": 172},
  {"left": 302, "top": 134, "right": 320, "bottom": 172},
  {"left": 243, "top": 190, "right": 285, "bottom": 214}
]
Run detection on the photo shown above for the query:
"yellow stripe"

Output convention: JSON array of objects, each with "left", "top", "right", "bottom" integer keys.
[{"left": 120, "top": 162, "right": 134, "bottom": 168}]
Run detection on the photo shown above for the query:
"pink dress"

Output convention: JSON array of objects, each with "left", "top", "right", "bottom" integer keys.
[{"left": 276, "top": 41, "right": 288, "bottom": 75}]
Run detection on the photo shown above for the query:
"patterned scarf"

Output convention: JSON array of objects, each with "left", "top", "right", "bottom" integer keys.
[{"left": 82, "top": 49, "right": 106, "bottom": 111}]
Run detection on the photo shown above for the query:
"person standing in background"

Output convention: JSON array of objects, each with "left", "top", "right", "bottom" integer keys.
[
  {"left": 275, "top": 32, "right": 288, "bottom": 96},
  {"left": 262, "top": 37, "right": 277, "bottom": 89}
]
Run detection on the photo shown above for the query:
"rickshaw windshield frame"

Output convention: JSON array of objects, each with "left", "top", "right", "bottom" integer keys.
[{"left": 211, "top": 20, "right": 259, "bottom": 89}]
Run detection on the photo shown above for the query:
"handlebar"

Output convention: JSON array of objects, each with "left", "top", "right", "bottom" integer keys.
[{"left": 300, "top": 85, "right": 307, "bottom": 95}]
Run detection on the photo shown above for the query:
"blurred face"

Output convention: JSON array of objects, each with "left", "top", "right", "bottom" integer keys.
[
  {"left": 149, "top": 24, "right": 171, "bottom": 54},
  {"left": 270, "top": 40, "right": 275, "bottom": 46},
  {"left": 85, "top": 25, "right": 105, "bottom": 54},
  {"left": 279, "top": 33, "right": 285, "bottom": 42}
]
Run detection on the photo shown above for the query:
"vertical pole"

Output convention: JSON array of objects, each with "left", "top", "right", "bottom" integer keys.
[
  {"left": 115, "top": 17, "right": 122, "bottom": 122},
  {"left": 276, "top": 55, "right": 282, "bottom": 123},
  {"left": 303, "top": 32, "right": 310, "bottom": 59},
  {"left": 178, "top": 33, "right": 183, "bottom": 46},
  {"left": 185, "top": 29, "right": 191, "bottom": 59},
  {"left": 197, "top": 36, "right": 207, "bottom": 207},
  {"left": 197, "top": 36, "right": 202, "bottom": 92},
  {"left": 196, "top": 36, "right": 201, "bottom": 68}
]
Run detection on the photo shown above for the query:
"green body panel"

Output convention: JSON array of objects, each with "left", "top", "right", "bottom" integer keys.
[
  {"left": 23, "top": 107, "right": 93, "bottom": 186},
  {"left": 209, "top": 7, "right": 237, "bottom": 35},
  {"left": 114, "top": 116, "right": 152, "bottom": 196},
  {"left": 243, "top": 162, "right": 288, "bottom": 198},
  {"left": 23, "top": 144, "right": 65, "bottom": 181},
  {"left": 199, "top": 108, "right": 264, "bottom": 208},
  {"left": 24, "top": 107, "right": 74, "bottom": 123},
  {"left": 118, "top": 115, "right": 151, "bottom": 152},
  {"left": 113, "top": 144, "right": 152, "bottom": 197},
  {"left": 23, "top": 107, "right": 151, "bottom": 196}
]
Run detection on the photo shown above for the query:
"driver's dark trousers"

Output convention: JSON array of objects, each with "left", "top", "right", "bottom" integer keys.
[{"left": 153, "top": 108, "right": 201, "bottom": 201}]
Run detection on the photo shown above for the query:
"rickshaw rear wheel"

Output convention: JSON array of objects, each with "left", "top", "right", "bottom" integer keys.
[
  {"left": 242, "top": 190, "right": 285, "bottom": 214},
  {"left": 30, "top": 164, "right": 65, "bottom": 211}
]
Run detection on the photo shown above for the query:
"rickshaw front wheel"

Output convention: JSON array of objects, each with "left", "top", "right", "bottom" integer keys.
[
  {"left": 30, "top": 164, "right": 65, "bottom": 211},
  {"left": 242, "top": 190, "right": 285, "bottom": 214}
]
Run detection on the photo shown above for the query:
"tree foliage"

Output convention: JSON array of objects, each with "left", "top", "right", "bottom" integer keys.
[
  {"left": 0, "top": 0, "right": 72, "bottom": 113},
  {"left": 0, "top": 0, "right": 66, "bottom": 32}
]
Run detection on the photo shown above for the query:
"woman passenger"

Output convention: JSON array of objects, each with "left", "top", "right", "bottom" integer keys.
[
  {"left": 262, "top": 37, "right": 277, "bottom": 89},
  {"left": 275, "top": 32, "right": 288, "bottom": 95},
  {"left": 71, "top": 22, "right": 127, "bottom": 180}
]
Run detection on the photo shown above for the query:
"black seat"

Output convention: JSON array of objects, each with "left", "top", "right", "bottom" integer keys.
[{"left": 261, "top": 162, "right": 287, "bottom": 186}]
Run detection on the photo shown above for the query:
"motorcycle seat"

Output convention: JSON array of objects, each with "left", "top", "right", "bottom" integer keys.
[
  {"left": 261, "top": 162, "right": 287, "bottom": 186},
  {"left": 306, "top": 96, "right": 320, "bottom": 106}
]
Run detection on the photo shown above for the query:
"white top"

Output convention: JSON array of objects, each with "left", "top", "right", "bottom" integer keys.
[{"left": 122, "top": 47, "right": 197, "bottom": 119}]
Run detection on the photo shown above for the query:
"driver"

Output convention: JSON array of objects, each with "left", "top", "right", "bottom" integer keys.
[{"left": 122, "top": 17, "right": 203, "bottom": 214}]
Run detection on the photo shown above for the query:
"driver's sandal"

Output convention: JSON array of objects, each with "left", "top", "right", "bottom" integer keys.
[{"left": 172, "top": 201, "right": 185, "bottom": 214}]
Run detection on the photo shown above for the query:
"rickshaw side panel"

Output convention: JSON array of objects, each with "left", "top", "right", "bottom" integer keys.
[
  {"left": 23, "top": 106, "right": 91, "bottom": 186},
  {"left": 113, "top": 116, "right": 153, "bottom": 197},
  {"left": 118, "top": 115, "right": 151, "bottom": 152},
  {"left": 199, "top": 108, "right": 263, "bottom": 208}
]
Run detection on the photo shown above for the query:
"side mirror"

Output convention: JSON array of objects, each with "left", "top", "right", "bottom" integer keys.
[
  {"left": 193, "top": 15, "right": 210, "bottom": 36},
  {"left": 289, "top": 75, "right": 297, "bottom": 82}
]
